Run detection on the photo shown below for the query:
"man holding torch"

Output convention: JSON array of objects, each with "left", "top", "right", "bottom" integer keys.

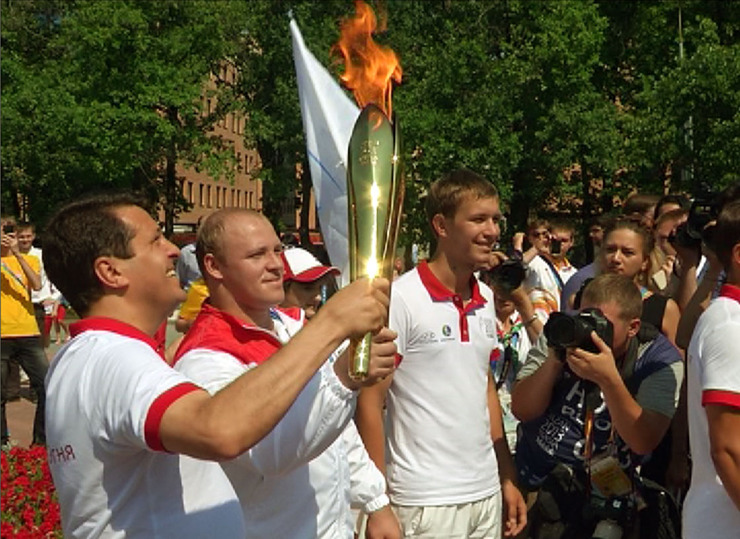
[
  {"left": 173, "top": 208, "right": 400, "bottom": 538},
  {"left": 356, "top": 170, "right": 527, "bottom": 537}
]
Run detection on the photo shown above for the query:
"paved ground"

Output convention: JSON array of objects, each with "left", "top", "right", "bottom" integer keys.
[{"left": 6, "top": 319, "right": 181, "bottom": 449}]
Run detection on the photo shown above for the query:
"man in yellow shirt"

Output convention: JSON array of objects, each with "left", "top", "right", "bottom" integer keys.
[{"left": 1, "top": 216, "right": 48, "bottom": 447}]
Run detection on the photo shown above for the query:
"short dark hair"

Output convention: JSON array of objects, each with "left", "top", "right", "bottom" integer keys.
[
  {"left": 713, "top": 200, "right": 740, "bottom": 271},
  {"left": 15, "top": 222, "right": 36, "bottom": 233},
  {"left": 43, "top": 192, "right": 145, "bottom": 316},
  {"left": 582, "top": 273, "right": 643, "bottom": 321},
  {"left": 426, "top": 169, "right": 498, "bottom": 234},
  {"left": 550, "top": 219, "right": 575, "bottom": 238},
  {"left": 527, "top": 218, "right": 551, "bottom": 236},
  {"left": 623, "top": 193, "right": 660, "bottom": 217},
  {"left": 654, "top": 194, "right": 690, "bottom": 220}
]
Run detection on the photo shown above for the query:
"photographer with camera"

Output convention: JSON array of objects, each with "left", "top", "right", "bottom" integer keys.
[{"left": 512, "top": 273, "right": 683, "bottom": 538}]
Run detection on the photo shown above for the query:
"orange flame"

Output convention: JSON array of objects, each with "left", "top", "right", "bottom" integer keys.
[{"left": 333, "top": 0, "right": 402, "bottom": 118}]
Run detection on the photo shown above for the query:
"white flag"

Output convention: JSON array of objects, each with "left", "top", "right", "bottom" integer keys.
[{"left": 290, "top": 18, "right": 359, "bottom": 286}]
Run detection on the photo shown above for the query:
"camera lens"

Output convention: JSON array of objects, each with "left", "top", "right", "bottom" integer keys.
[{"left": 544, "top": 313, "right": 578, "bottom": 348}]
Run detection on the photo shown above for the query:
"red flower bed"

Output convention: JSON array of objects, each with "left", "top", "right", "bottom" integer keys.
[{"left": 1, "top": 446, "right": 62, "bottom": 538}]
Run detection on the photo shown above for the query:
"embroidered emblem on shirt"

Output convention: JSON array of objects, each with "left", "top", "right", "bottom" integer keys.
[
  {"left": 480, "top": 317, "right": 496, "bottom": 339},
  {"left": 441, "top": 325, "right": 452, "bottom": 337}
]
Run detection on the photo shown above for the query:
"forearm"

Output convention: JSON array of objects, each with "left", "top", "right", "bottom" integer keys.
[
  {"left": 511, "top": 289, "right": 542, "bottom": 342},
  {"left": 15, "top": 253, "right": 41, "bottom": 290},
  {"left": 488, "top": 373, "right": 517, "bottom": 483},
  {"left": 522, "top": 246, "right": 538, "bottom": 265},
  {"left": 355, "top": 382, "right": 391, "bottom": 475},
  {"left": 708, "top": 406, "right": 740, "bottom": 510},
  {"left": 675, "top": 262, "right": 698, "bottom": 312},
  {"left": 600, "top": 374, "right": 666, "bottom": 455},
  {"left": 511, "top": 354, "right": 562, "bottom": 421},
  {"left": 676, "top": 269, "right": 722, "bottom": 349},
  {"left": 166, "top": 316, "right": 349, "bottom": 459}
]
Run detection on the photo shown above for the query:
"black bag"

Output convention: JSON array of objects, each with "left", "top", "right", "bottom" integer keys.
[
  {"left": 634, "top": 476, "right": 682, "bottom": 539},
  {"left": 526, "top": 466, "right": 681, "bottom": 539}
]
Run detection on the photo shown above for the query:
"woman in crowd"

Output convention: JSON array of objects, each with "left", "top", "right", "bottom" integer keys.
[{"left": 569, "top": 218, "right": 681, "bottom": 346}]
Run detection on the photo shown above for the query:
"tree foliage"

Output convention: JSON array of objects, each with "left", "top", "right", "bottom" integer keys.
[
  {"left": 1, "top": 0, "right": 738, "bottom": 249},
  {"left": 1, "top": 0, "right": 246, "bottom": 232}
]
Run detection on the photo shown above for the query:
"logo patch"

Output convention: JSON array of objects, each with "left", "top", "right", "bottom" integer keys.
[
  {"left": 442, "top": 324, "right": 452, "bottom": 337},
  {"left": 480, "top": 317, "right": 496, "bottom": 339},
  {"left": 417, "top": 330, "right": 438, "bottom": 345}
]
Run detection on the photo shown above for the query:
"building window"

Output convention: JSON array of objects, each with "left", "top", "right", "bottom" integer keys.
[
  {"left": 248, "top": 191, "right": 253, "bottom": 209},
  {"left": 216, "top": 186, "right": 221, "bottom": 208},
  {"left": 207, "top": 185, "right": 212, "bottom": 208},
  {"left": 199, "top": 184, "right": 204, "bottom": 207},
  {"left": 187, "top": 182, "right": 194, "bottom": 204}
]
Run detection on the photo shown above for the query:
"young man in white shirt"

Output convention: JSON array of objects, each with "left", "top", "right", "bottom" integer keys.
[
  {"left": 42, "top": 193, "right": 392, "bottom": 538},
  {"left": 357, "top": 169, "right": 527, "bottom": 537},
  {"left": 684, "top": 199, "right": 740, "bottom": 538}
]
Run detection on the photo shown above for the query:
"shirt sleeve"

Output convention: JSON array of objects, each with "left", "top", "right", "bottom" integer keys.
[
  {"left": 389, "top": 286, "right": 411, "bottom": 359},
  {"left": 344, "top": 420, "right": 389, "bottom": 513},
  {"left": 176, "top": 348, "right": 357, "bottom": 476},
  {"left": 517, "top": 333, "right": 550, "bottom": 380},
  {"left": 698, "top": 317, "right": 740, "bottom": 409},
  {"left": 636, "top": 361, "right": 683, "bottom": 418},
  {"left": 98, "top": 340, "right": 202, "bottom": 453}
]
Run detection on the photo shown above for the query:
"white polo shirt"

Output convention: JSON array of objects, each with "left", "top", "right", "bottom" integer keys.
[
  {"left": 386, "top": 262, "right": 501, "bottom": 506},
  {"left": 46, "top": 317, "right": 244, "bottom": 538},
  {"left": 684, "top": 284, "right": 740, "bottom": 538}
]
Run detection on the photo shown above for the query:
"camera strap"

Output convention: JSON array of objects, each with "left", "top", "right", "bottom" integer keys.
[
  {"left": 538, "top": 255, "right": 565, "bottom": 292},
  {"left": 584, "top": 338, "right": 641, "bottom": 499},
  {"left": 1, "top": 259, "right": 27, "bottom": 289}
]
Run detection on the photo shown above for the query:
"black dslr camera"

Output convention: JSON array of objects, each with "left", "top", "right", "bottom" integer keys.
[
  {"left": 670, "top": 195, "right": 720, "bottom": 250},
  {"left": 544, "top": 308, "right": 614, "bottom": 354},
  {"left": 485, "top": 259, "right": 526, "bottom": 294}
]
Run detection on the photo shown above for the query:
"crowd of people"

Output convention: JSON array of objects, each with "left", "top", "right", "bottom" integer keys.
[{"left": 1, "top": 169, "right": 738, "bottom": 538}]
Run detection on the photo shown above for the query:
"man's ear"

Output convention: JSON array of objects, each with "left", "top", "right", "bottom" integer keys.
[
  {"left": 431, "top": 213, "right": 448, "bottom": 238},
  {"left": 627, "top": 317, "right": 641, "bottom": 339},
  {"left": 203, "top": 253, "right": 223, "bottom": 281},
  {"left": 93, "top": 256, "right": 128, "bottom": 291},
  {"left": 731, "top": 242, "right": 740, "bottom": 269}
]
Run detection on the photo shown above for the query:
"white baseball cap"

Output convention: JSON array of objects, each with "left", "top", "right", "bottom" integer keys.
[{"left": 281, "top": 248, "right": 340, "bottom": 283}]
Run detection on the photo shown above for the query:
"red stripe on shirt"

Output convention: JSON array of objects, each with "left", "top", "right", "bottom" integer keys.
[
  {"left": 702, "top": 389, "right": 740, "bottom": 409},
  {"left": 145, "top": 382, "right": 202, "bottom": 452}
]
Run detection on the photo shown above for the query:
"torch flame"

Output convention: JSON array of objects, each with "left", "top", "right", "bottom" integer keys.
[{"left": 334, "top": 0, "right": 402, "bottom": 118}]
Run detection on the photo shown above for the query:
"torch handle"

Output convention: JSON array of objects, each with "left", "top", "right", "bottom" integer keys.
[{"left": 349, "top": 332, "right": 372, "bottom": 381}]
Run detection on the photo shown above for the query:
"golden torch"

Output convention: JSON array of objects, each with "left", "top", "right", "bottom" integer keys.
[{"left": 335, "top": 1, "right": 404, "bottom": 380}]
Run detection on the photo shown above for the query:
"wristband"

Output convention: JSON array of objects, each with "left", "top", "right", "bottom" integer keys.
[{"left": 524, "top": 315, "right": 538, "bottom": 327}]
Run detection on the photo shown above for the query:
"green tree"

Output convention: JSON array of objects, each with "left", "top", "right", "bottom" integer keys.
[{"left": 2, "top": 0, "right": 247, "bottom": 233}]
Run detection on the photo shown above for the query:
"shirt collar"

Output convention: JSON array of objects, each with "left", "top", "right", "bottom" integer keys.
[
  {"left": 417, "top": 260, "right": 487, "bottom": 307},
  {"left": 720, "top": 284, "right": 740, "bottom": 303},
  {"left": 70, "top": 317, "right": 159, "bottom": 352}
]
